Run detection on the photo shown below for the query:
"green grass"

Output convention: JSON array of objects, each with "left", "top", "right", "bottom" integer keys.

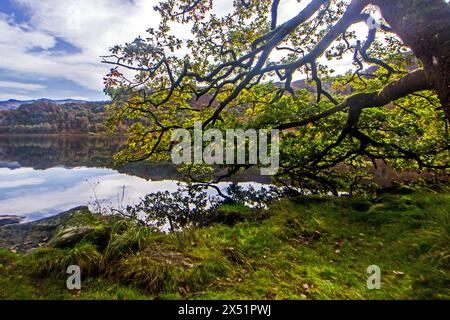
[{"left": 0, "top": 190, "right": 449, "bottom": 300}]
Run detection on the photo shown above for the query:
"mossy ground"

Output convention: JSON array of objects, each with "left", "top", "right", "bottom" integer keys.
[{"left": 0, "top": 190, "right": 448, "bottom": 300}]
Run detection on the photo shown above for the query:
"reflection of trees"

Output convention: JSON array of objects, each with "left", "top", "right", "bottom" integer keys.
[
  {"left": 0, "top": 136, "right": 121, "bottom": 169},
  {"left": 0, "top": 136, "right": 269, "bottom": 183},
  {"left": 0, "top": 136, "right": 181, "bottom": 180}
]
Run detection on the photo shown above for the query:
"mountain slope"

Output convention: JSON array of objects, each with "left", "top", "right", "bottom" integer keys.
[
  {"left": 0, "top": 99, "right": 92, "bottom": 111},
  {"left": 0, "top": 100, "right": 109, "bottom": 134}
]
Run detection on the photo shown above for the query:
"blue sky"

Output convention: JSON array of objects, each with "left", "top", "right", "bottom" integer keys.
[
  {"left": 0, "top": 0, "right": 364, "bottom": 102},
  {"left": 0, "top": 0, "right": 160, "bottom": 101}
]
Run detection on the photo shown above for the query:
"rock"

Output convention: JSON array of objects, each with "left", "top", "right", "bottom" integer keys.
[
  {"left": 0, "top": 215, "right": 24, "bottom": 227},
  {"left": 49, "top": 209, "right": 111, "bottom": 249},
  {"left": 50, "top": 226, "right": 96, "bottom": 248},
  {"left": 0, "top": 206, "right": 104, "bottom": 252}
]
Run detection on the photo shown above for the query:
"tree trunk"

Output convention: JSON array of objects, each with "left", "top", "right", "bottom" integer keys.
[{"left": 374, "top": 0, "right": 450, "bottom": 121}]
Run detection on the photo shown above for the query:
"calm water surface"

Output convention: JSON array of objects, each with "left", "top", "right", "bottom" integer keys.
[
  {"left": 0, "top": 136, "right": 266, "bottom": 222},
  {"left": 0, "top": 136, "right": 181, "bottom": 221}
]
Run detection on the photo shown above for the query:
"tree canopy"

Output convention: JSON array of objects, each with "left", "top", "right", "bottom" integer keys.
[{"left": 103, "top": 0, "right": 450, "bottom": 195}]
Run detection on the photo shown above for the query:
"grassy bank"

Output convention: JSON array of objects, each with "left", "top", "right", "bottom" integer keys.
[{"left": 0, "top": 190, "right": 449, "bottom": 300}]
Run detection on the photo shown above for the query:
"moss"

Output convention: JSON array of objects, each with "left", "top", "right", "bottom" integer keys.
[
  {"left": 207, "top": 203, "right": 269, "bottom": 226},
  {"left": 349, "top": 199, "right": 373, "bottom": 212},
  {"left": 0, "top": 191, "right": 449, "bottom": 300},
  {"left": 24, "top": 242, "right": 101, "bottom": 278},
  {"left": 102, "top": 223, "right": 154, "bottom": 266},
  {"left": 117, "top": 250, "right": 188, "bottom": 293},
  {"left": 49, "top": 209, "right": 112, "bottom": 249}
]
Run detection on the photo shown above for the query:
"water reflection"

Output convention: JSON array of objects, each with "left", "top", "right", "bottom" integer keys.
[
  {"left": 0, "top": 136, "right": 181, "bottom": 221},
  {"left": 0, "top": 136, "right": 268, "bottom": 221},
  {"left": 0, "top": 135, "right": 180, "bottom": 180},
  {"left": 0, "top": 166, "right": 181, "bottom": 222}
]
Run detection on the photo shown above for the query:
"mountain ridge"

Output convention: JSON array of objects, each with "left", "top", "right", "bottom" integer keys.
[{"left": 0, "top": 98, "right": 105, "bottom": 111}]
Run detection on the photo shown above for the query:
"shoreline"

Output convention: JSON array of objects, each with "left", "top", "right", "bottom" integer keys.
[
  {"left": 0, "top": 190, "right": 448, "bottom": 299},
  {"left": 0, "top": 206, "right": 91, "bottom": 252}
]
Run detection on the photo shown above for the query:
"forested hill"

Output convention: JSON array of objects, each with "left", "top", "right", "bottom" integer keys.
[
  {"left": 0, "top": 65, "right": 395, "bottom": 136},
  {"left": 0, "top": 101, "right": 111, "bottom": 134},
  {"left": 0, "top": 98, "right": 90, "bottom": 111}
]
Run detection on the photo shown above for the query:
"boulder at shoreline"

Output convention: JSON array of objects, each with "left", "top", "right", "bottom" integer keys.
[{"left": 0, "top": 206, "right": 95, "bottom": 252}]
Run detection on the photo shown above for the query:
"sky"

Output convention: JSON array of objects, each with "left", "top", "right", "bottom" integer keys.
[
  {"left": 0, "top": 0, "right": 164, "bottom": 101},
  {"left": 0, "top": 0, "right": 368, "bottom": 101}
]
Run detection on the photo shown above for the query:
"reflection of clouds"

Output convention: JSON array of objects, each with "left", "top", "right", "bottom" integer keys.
[
  {"left": 86, "top": 175, "right": 181, "bottom": 210},
  {"left": 0, "top": 178, "right": 44, "bottom": 189},
  {"left": 0, "top": 168, "right": 35, "bottom": 175},
  {"left": 0, "top": 166, "right": 180, "bottom": 221},
  {"left": 0, "top": 166, "right": 268, "bottom": 222}
]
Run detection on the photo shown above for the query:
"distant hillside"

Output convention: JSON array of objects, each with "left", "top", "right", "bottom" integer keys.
[
  {"left": 0, "top": 100, "right": 111, "bottom": 134},
  {"left": 0, "top": 64, "right": 406, "bottom": 135},
  {"left": 0, "top": 98, "right": 93, "bottom": 111}
]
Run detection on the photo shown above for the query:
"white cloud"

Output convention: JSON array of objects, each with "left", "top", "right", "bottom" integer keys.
[
  {"left": 0, "top": 80, "right": 46, "bottom": 91},
  {"left": 14, "top": 0, "right": 158, "bottom": 56},
  {"left": 0, "top": 15, "right": 55, "bottom": 50},
  {"left": 1, "top": 0, "right": 161, "bottom": 92},
  {"left": 0, "top": 0, "right": 368, "bottom": 97},
  {"left": 0, "top": 93, "right": 33, "bottom": 100},
  {"left": 0, "top": 177, "right": 44, "bottom": 189}
]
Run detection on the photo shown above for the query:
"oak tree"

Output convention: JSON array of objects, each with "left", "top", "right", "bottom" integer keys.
[{"left": 103, "top": 0, "right": 450, "bottom": 194}]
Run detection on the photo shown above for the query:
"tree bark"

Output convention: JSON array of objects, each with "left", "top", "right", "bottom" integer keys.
[{"left": 374, "top": 0, "right": 450, "bottom": 121}]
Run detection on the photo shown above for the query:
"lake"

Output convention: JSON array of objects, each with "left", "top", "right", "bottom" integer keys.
[{"left": 0, "top": 136, "right": 268, "bottom": 222}]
